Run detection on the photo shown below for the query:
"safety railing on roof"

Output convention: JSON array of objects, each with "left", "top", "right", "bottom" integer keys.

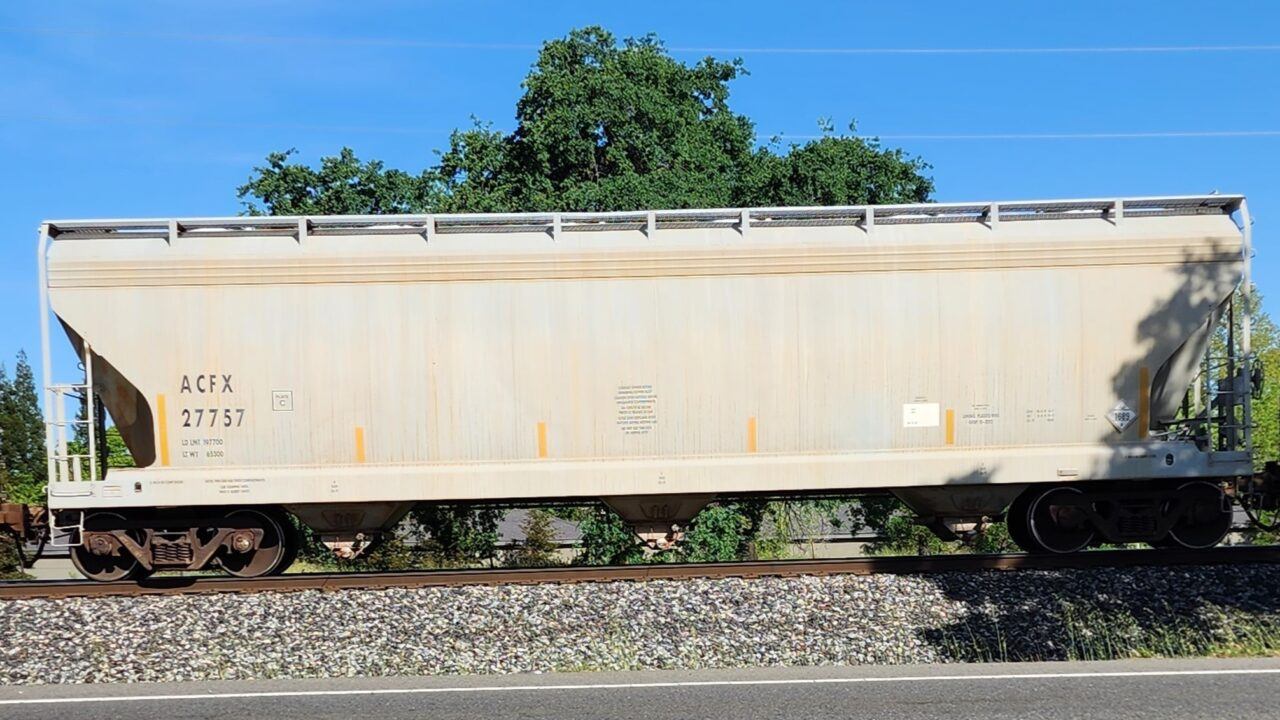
[{"left": 42, "top": 194, "right": 1245, "bottom": 243}]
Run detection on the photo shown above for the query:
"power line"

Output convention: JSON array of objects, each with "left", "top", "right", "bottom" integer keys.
[
  {"left": 7, "top": 115, "right": 455, "bottom": 135},
  {"left": 674, "top": 44, "right": 1280, "bottom": 55},
  {"left": 777, "top": 130, "right": 1280, "bottom": 141},
  {"left": 3, "top": 27, "right": 536, "bottom": 50},
  {"left": 5, "top": 115, "right": 1279, "bottom": 142},
  {"left": 2, "top": 27, "right": 1278, "bottom": 55}
]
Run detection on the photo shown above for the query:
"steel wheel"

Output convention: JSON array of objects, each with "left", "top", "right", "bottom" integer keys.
[
  {"left": 1005, "top": 490, "right": 1040, "bottom": 552},
  {"left": 1166, "top": 480, "right": 1232, "bottom": 549},
  {"left": 271, "top": 509, "right": 301, "bottom": 576},
  {"left": 1027, "top": 486, "right": 1095, "bottom": 554},
  {"left": 70, "top": 512, "right": 144, "bottom": 582},
  {"left": 219, "top": 508, "right": 289, "bottom": 578}
]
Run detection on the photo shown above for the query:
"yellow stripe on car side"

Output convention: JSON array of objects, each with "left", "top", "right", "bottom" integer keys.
[{"left": 156, "top": 394, "right": 170, "bottom": 466}]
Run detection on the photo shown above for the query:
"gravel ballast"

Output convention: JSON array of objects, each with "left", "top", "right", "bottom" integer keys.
[{"left": 1, "top": 563, "right": 1278, "bottom": 685}]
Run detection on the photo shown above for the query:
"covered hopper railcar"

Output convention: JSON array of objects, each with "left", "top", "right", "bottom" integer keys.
[{"left": 17, "top": 194, "right": 1270, "bottom": 579}]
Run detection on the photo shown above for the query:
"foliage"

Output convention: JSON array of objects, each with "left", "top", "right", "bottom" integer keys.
[
  {"left": 0, "top": 352, "right": 46, "bottom": 504},
  {"left": 743, "top": 124, "right": 933, "bottom": 208},
  {"left": 1236, "top": 286, "right": 1280, "bottom": 470},
  {"left": 867, "top": 508, "right": 952, "bottom": 556},
  {"left": 0, "top": 348, "right": 135, "bottom": 510},
  {"left": 0, "top": 533, "right": 23, "bottom": 578},
  {"left": 288, "top": 507, "right": 501, "bottom": 571},
  {"left": 285, "top": 518, "right": 420, "bottom": 571},
  {"left": 1224, "top": 286, "right": 1280, "bottom": 543},
  {"left": 438, "top": 28, "right": 760, "bottom": 212},
  {"left": 238, "top": 147, "right": 431, "bottom": 216},
  {"left": 238, "top": 27, "right": 932, "bottom": 217},
  {"left": 969, "top": 521, "right": 1019, "bottom": 554},
  {"left": 1194, "top": 285, "right": 1279, "bottom": 470},
  {"left": 505, "top": 509, "right": 562, "bottom": 567},
  {"left": 676, "top": 504, "right": 754, "bottom": 563},
  {"left": 105, "top": 427, "right": 135, "bottom": 468},
  {"left": 748, "top": 500, "right": 844, "bottom": 560},
  {"left": 565, "top": 505, "right": 647, "bottom": 566},
  {"left": 559, "top": 499, "right": 852, "bottom": 565},
  {"left": 409, "top": 505, "right": 503, "bottom": 567},
  {"left": 861, "top": 495, "right": 1017, "bottom": 556},
  {"left": 338, "top": 536, "right": 419, "bottom": 571}
]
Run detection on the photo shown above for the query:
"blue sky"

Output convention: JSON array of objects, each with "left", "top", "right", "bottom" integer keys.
[{"left": 1, "top": 1, "right": 1277, "bottom": 383}]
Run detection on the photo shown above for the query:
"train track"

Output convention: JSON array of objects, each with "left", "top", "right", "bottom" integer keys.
[{"left": 2, "top": 545, "right": 1278, "bottom": 600}]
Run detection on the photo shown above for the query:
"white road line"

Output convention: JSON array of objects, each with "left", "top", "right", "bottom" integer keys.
[{"left": 2, "top": 668, "right": 1279, "bottom": 705}]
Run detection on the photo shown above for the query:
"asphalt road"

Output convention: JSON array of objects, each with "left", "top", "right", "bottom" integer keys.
[{"left": 1, "top": 658, "right": 1277, "bottom": 720}]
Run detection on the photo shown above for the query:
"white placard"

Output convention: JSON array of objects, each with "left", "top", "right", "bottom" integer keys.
[
  {"left": 903, "top": 402, "right": 940, "bottom": 428},
  {"left": 1106, "top": 402, "right": 1136, "bottom": 432}
]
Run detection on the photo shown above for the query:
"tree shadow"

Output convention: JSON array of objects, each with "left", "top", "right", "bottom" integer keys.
[
  {"left": 913, "top": 211, "right": 1276, "bottom": 661},
  {"left": 918, "top": 562, "right": 1280, "bottom": 662}
]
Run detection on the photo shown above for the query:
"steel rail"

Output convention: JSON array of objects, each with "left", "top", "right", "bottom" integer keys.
[{"left": 2, "top": 545, "right": 1277, "bottom": 601}]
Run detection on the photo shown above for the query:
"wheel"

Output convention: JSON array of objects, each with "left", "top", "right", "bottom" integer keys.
[
  {"left": 1005, "top": 490, "right": 1040, "bottom": 552},
  {"left": 1165, "top": 480, "right": 1232, "bottom": 549},
  {"left": 1027, "top": 486, "right": 1096, "bottom": 554},
  {"left": 70, "top": 511, "right": 145, "bottom": 582},
  {"left": 219, "top": 508, "right": 290, "bottom": 578},
  {"left": 269, "top": 509, "right": 301, "bottom": 575}
]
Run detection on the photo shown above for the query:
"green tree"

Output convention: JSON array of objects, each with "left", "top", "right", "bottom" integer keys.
[
  {"left": 438, "top": 29, "right": 761, "bottom": 212},
  {"left": 238, "top": 27, "right": 932, "bottom": 216},
  {"left": 506, "top": 509, "right": 561, "bottom": 567},
  {"left": 0, "top": 464, "right": 21, "bottom": 577},
  {"left": 870, "top": 513, "right": 952, "bottom": 556},
  {"left": 411, "top": 505, "right": 503, "bottom": 567},
  {"left": 566, "top": 505, "right": 647, "bottom": 566},
  {"left": 742, "top": 124, "right": 933, "bottom": 207},
  {"left": 677, "top": 504, "right": 753, "bottom": 563},
  {"left": 1235, "top": 287, "right": 1280, "bottom": 469},
  {"left": 1218, "top": 286, "right": 1280, "bottom": 542},
  {"left": 749, "top": 499, "right": 851, "bottom": 560},
  {"left": 105, "top": 426, "right": 136, "bottom": 468},
  {"left": 0, "top": 352, "right": 46, "bottom": 504},
  {"left": 238, "top": 147, "right": 432, "bottom": 216},
  {"left": 969, "top": 521, "right": 1018, "bottom": 554},
  {"left": 0, "top": 528, "right": 22, "bottom": 578}
]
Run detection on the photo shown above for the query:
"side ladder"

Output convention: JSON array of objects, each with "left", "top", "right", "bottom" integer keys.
[{"left": 44, "top": 340, "right": 103, "bottom": 547}]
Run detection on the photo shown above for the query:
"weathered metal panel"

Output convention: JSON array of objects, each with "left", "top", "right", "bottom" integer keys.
[{"left": 40, "top": 199, "right": 1247, "bottom": 509}]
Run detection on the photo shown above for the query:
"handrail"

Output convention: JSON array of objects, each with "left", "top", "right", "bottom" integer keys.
[{"left": 43, "top": 194, "right": 1244, "bottom": 242}]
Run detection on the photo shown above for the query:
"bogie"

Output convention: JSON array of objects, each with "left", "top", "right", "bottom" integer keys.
[
  {"left": 1003, "top": 480, "right": 1235, "bottom": 554},
  {"left": 68, "top": 507, "right": 301, "bottom": 581}
]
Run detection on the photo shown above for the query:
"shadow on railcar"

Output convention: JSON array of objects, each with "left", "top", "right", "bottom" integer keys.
[{"left": 912, "top": 252, "right": 1280, "bottom": 662}]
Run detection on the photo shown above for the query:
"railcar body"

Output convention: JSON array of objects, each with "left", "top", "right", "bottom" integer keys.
[{"left": 31, "top": 195, "right": 1262, "bottom": 578}]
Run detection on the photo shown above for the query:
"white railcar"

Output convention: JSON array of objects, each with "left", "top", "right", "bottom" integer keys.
[{"left": 28, "top": 195, "right": 1263, "bottom": 578}]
